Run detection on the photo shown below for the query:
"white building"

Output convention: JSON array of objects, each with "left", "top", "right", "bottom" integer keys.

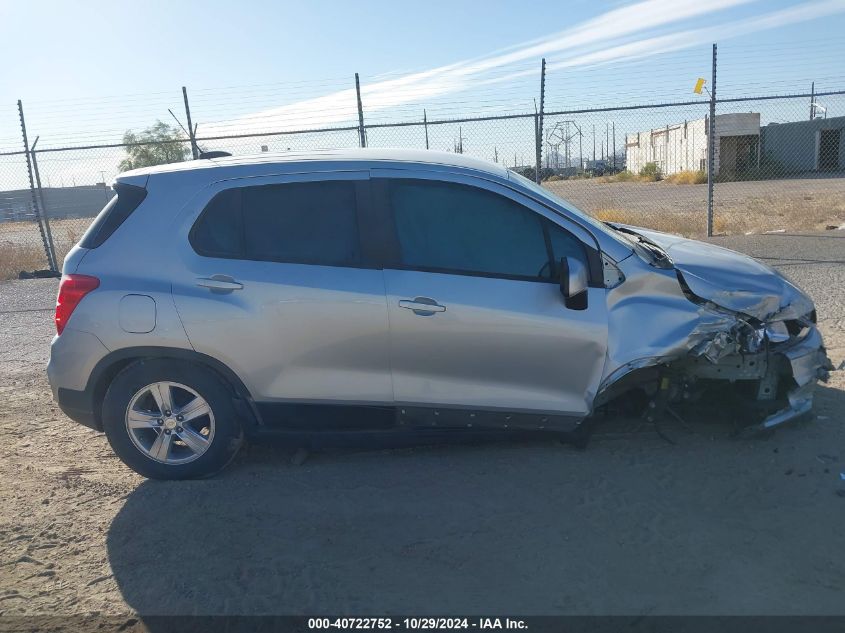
[{"left": 625, "top": 113, "right": 760, "bottom": 178}]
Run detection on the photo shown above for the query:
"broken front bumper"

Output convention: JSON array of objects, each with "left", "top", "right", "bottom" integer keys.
[
  {"left": 682, "top": 325, "right": 833, "bottom": 435},
  {"left": 753, "top": 327, "right": 832, "bottom": 433}
]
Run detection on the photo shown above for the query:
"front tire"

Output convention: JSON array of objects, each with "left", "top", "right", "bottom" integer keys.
[{"left": 102, "top": 359, "right": 243, "bottom": 479}]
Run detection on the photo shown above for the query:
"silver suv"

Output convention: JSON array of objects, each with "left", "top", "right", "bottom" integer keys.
[{"left": 47, "top": 149, "right": 832, "bottom": 479}]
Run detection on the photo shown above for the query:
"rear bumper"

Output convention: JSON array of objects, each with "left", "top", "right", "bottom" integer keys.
[
  {"left": 56, "top": 387, "right": 100, "bottom": 431},
  {"left": 47, "top": 327, "right": 110, "bottom": 432}
]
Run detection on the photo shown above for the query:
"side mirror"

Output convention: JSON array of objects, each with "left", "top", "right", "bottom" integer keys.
[{"left": 558, "top": 256, "right": 588, "bottom": 309}]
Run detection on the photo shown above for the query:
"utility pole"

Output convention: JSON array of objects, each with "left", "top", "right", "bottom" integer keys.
[
  {"left": 355, "top": 73, "right": 366, "bottom": 148},
  {"left": 182, "top": 86, "right": 198, "bottom": 159},
  {"left": 810, "top": 81, "right": 815, "bottom": 120},
  {"left": 98, "top": 171, "right": 109, "bottom": 200},
  {"left": 706, "top": 43, "right": 717, "bottom": 237},
  {"left": 592, "top": 124, "right": 596, "bottom": 162},
  {"left": 578, "top": 126, "right": 583, "bottom": 171},
  {"left": 535, "top": 58, "right": 546, "bottom": 183},
  {"left": 423, "top": 109, "right": 429, "bottom": 149},
  {"left": 564, "top": 121, "right": 570, "bottom": 168},
  {"left": 494, "top": 146, "right": 498, "bottom": 163},
  {"left": 612, "top": 121, "right": 616, "bottom": 173}
]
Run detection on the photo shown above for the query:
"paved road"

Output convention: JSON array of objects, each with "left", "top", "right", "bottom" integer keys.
[{"left": 0, "top": 231, "right": 843, "bottom": 620}]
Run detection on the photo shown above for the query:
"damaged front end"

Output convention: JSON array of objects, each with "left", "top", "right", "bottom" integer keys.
[{"left": 597, "top": 227, "right": 834, "bottom": 434}]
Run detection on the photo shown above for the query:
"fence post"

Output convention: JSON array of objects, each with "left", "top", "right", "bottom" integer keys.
[
  {"left": 355, "top": 73, "right": 367, "bottom": 148},
  {"left": 706, "top": 43, "right": 717, "bottom": 237},
  {"left": 423, "top": 109, "right": 429, "bottom": 150},
  {"left": 182, "top": 86, "right": 199, "bottom": 159},
  {"left": 30, "top": 138, "right": 58, "bottom": 272},
  {"left": 535, "top": 58, "right": 546, "bottom": 183},
  {"left": 17, "top": 100, "right": 56, "bottom": 273}
]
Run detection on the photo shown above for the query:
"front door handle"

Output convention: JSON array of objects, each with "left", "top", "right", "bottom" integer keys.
[
  {"left": 196, "top": 274, "right": 243, "bottom": 293},
  {"left": 398, "top": 296, "right": 446, "bottom": 316}
]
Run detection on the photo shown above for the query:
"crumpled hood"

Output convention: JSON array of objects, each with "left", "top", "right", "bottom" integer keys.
[{"left": 625, "top": 227, "right": 814, "bottom": 322}]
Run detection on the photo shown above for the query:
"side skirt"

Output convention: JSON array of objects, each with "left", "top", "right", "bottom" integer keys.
[{"left": 254, "top": 402, "right": 583, "bottom": 434}]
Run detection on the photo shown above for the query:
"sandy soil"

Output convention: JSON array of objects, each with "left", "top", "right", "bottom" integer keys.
[
  {"left": 546, "top": 176, "right": 845, "bottom": 235},
  {"left": 0, "top": 233, "right": 843, "bottom": 622}
]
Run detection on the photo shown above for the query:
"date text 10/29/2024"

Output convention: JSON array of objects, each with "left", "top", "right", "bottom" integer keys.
[{"left": 308, "top": 618, "right": 528, "bottom": 630}]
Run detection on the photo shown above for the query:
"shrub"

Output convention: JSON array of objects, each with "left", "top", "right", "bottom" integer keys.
[
  {"left": 638, "top": 162, "right": 662, "bottom": 181},
  {"left": 595, "top": 170, "right": 638, "bottom": 183},
  {"left": 664, "top": 170, "right": 707, "bottom": 185},
  {"left": 0, "top": 243, "right": 51, "bottom": 280}
]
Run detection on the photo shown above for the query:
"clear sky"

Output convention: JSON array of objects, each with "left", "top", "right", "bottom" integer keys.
[
  {"left": 0, "top": 0, "right": 843, "bottom": 99},
  {"left": 1, "top": 0, "right": 843, "bottom": 184}
]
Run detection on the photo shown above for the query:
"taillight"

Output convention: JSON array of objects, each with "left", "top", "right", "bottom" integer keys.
[{"left": 55, "top": 274, "right": 100, "bottom": 335}]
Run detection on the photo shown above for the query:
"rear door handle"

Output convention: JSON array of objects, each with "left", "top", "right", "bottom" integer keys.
[
  {"left": 196, "top": 275, "right": 243, "bottom": 292},
  {"left": 398, "top": 296, "right": 446, "bottom": 316}
]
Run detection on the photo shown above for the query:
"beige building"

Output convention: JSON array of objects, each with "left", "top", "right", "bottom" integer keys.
[{"left": 625, "top": 113, "right": 760, "bottom": 178}]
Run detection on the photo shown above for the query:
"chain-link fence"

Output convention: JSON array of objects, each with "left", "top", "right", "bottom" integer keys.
[
  {"left": 710, "top": 94, "right": 845, "bottom": 235},
  {"left": 2, "top": 55, "right": 844, "bottom": 280}
]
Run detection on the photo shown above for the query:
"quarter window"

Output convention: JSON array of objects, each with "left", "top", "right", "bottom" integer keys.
[
  {"left": 191, "top": 181, "right": 360, "bottom": 266},
  {"left": 79, "top": 183, "right": 147, "bottom": 249},
  {"left": 190, "top": 188, "right": 242, "bottom": 257}
]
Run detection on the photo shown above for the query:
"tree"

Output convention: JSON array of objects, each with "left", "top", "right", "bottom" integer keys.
[{"left": 119, "top": 121, "right": 190, "bottom": 171}]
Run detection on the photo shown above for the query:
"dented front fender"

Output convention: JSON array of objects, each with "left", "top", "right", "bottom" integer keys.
[{"left": 596, "top": 229, "right": 832, "bottom": 431}]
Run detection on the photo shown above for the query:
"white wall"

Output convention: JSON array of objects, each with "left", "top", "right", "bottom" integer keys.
[{"left": 625, "top": 113, "right": 760, "bottom": 176}]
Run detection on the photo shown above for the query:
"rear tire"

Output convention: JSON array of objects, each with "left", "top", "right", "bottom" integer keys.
[{"left": 102, "top": 359, "right": 244, "bottom": 479}]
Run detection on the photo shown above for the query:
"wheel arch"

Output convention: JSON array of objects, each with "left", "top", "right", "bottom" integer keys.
[{"left": 87, "top": 347, "right": 262, "bottom": 433}]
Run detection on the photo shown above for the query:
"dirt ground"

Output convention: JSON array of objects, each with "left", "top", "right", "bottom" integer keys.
[
  {"left": 546, "top": 176, "right": 845, "bottom": 235},
  {"left": 0, "top": 232, "right": 843, "bottom": 622}
]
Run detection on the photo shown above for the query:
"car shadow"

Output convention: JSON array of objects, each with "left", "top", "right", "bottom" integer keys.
[{"left": 106, "top": 383, "right": 845, "bottom": 620}]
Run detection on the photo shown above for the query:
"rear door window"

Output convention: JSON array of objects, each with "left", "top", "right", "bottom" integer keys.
[{"left": 191, "top": 180, "right": 361, "bottom": 266}]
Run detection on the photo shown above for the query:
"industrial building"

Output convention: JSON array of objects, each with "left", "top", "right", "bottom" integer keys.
[
  {"left": 760, "top": 116, "right": 844, "bottom": 173},
  {"left": 0, "top": 185, "right": 112, "bottom": 222},
  {"left": 625, "top": 113, "right": 760, "bottom": 179}
]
